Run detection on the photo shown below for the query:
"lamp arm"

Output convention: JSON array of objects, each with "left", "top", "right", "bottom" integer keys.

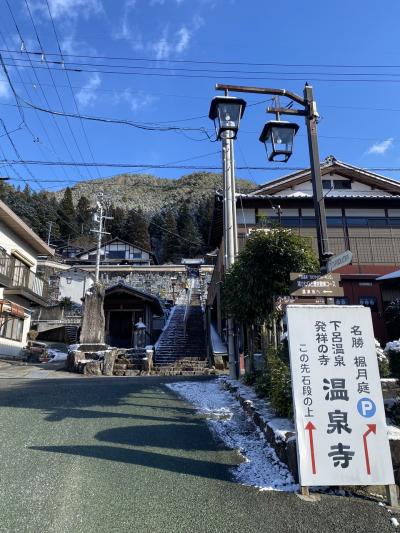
[{"left": 215, "top": 84, "right": 306, "bottom": 107}]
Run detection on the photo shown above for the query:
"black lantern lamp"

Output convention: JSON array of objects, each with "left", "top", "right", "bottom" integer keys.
[
  {"left": 209, "top": 96, "right": 246, "bottom": 140},
  {"left": 259, "top": 120, "right": 299, "bottom": 162}
]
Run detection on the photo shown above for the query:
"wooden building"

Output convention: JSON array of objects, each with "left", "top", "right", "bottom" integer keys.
[
  {"left": 104, "top": 283, "right": 164, "bottom": 348},
  {"left": 208, "top": 156, "right": 400, "bottom": 344}
]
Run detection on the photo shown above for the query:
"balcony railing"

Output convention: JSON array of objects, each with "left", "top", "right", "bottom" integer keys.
[
  {"left": 238, "top": 233, "right": 400, "bottom": 266},
  {"left": 0, "top": 256, "right": 46, "bottom": 299}
]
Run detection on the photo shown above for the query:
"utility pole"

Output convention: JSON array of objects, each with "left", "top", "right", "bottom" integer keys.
[
  {"left": 304, "top": 84, "right": 331, "bottom": 272},
  {"left": 47, "top": 221, "right": 53, "bottom": 246},
  {"left": 91, "top": 194, "right": 112, "bottom": 283}
]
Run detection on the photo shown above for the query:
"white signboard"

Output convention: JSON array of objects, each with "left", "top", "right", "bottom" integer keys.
[
  {"left": 286, "top": 305, "right": 394, "bottom": 486},
  {"left": 326, "top": 250, "right": 353, "bottom": 273}
]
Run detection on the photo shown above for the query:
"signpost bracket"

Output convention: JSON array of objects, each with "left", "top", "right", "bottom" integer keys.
[
  {"left": 300, "top": 486, "right": 310, "bottom": 496},
  {"left": 386, "top": 484, "right": 399, "bottom": 508}
]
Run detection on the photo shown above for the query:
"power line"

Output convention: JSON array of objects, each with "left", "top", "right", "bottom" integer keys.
[
  {"left": 5, "top": 59, "right": 400, "bottom": 83},
  {"left": 0, "top": 26, "right": 72, "bottom": 184},
  {"left": 2, "top": 47, "right": 400, "bottom": 69},
  {"left": 44, "top": 0, "right": 101, "bottom": 180},
  {"left": 8, "top": 54, "right": 400, "bottom": 78},
  {"left": 2, "top": 2, "right": 86, "bottom": 181},
  {"left": 1, "top": 158, "right": 400, "bottom": 173},
  {"left": 22, "top": 0, "right": 93, "bottom": 181}
]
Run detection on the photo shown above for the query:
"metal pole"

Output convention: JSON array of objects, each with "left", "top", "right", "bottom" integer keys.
[
  {"left": 223, "top": 137, "right": 235, "bottom": 268},
  {"left": 229, "top": 137, "right": 238, "bottom": 257},
  {"left": 222, "top": 135, "right": 237, "bottom": 379},
  {"left": 95, "top": 202, "right": 103, "bottom": 283},
  {"left": 304, "top": 84, "right": 331, "bottom": 273}
]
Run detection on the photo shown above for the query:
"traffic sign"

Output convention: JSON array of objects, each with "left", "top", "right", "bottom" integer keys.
[
  {"left": 286, "top": 305, "right": 394, "bottom": 487},
  {"left": 289, "top": 272, "right": 344, "bottom": 298},
  {"left": 327, "top": 250, "right": 353, "bottom": 273}
]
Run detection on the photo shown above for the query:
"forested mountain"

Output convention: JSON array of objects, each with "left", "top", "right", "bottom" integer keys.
[{"left": 0, "top": 172, "right": 256, "bottom": 262}]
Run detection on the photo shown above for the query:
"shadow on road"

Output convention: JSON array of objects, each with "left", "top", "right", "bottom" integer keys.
[
  {"left": 29, "top": 444, "right": 233, "bottom": 482},
  {"left": 1, "top": 376, "right": 237, "bottom": 483},
  {"left": 95, "top": 423, "right": 220, "bottom": 450}
]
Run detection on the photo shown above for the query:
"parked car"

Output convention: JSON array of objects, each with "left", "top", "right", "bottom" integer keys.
[{"left": 22, "top": 341, "right": 49, "bottom": 363}]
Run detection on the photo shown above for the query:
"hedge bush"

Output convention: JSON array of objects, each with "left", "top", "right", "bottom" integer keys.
[{"left": 253, "top": 346, "right": 293, "bottom": 419}]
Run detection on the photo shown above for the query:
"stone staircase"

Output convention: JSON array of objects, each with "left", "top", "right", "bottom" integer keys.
[
  {"left": 65, "top": 324, "right": 79, "bottom": 344},
  {"left": 113, "top": 348, "right": 147, "bottom": 376},
  {"left": 154, "top": 285, "right": 209, "bottom": 375}
]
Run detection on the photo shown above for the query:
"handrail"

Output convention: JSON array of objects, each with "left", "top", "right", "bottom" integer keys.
[{"left": 183, "top": 281, "right": 193, "bottom": 337}]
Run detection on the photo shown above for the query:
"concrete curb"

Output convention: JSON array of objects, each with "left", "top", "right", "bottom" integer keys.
[{"left": 220, "top": 378, "right": 299, "bottom": 482}]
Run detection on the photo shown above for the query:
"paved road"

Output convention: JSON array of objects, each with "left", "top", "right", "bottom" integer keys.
[{"left": 0, "top": 373, "right": 396, "bottom": 533}]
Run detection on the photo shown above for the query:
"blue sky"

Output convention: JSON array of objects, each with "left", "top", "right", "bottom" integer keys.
[{"left": 0, "top": 0, "right": 400, "bottom": 192}]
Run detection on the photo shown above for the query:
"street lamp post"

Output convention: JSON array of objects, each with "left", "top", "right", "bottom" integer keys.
[
  {"left": 215, "top": 82, "right": 332, "bottom": 272},
  {"left": 209, "top": 95, "right": 246, "bottom": 379}
]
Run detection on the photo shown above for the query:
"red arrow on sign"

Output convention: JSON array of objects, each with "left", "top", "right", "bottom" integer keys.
[
  {"left": 363, "top": 423, "right": 377, "bottom": 475},
  {"left": 305, "top": 421, "right": 317, "bottom": 474}
]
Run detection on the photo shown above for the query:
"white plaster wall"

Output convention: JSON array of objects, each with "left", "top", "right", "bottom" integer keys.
[
  {"left": 0, "top": 220, "right": 38, "bottom": 271},
  {"left": 59, "top": 272, "right": 94, "bottom": 304}
]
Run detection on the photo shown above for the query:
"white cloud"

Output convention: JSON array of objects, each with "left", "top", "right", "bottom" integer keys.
[
  {"left": 0, "top": 78, "right": 11, "bottom": 100},
  {"left": 175, "top": 26, "right": 190, "bottom": 53},
  {"left": 367, "top": 138, "right": 394, "bottom": 155},
  {"left": 113, "top": 0, "right": 136, "bottom": 40},
  {"left": 76, "top": 73, "right": 101, "bottom": 108},
  {"left": 113, "top": 1, "right": 203, "bottom": 58},
  {"left": 113, "top": 89, "right": 157, "bottom": 114},
  {"left": 28, "top": 0, "right": 103, "bottom": 20},
  {"left": 150, "top": 22, "right": 199, "bottom": 59}
]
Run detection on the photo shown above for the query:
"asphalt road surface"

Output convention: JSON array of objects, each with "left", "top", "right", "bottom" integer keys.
[{"left": 0, "top": 373, "right": 397, "bottom": 533}]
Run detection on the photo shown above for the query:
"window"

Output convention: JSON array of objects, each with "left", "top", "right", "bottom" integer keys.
[
  {"left": 301, "top": 217, "right": 316, "bottom": 227},
  {"left": 107, "top": 251, "right": 126, "bottom": 259},
  {"left": 280, "top": 217, "right": 300, "bottom": 228},
  {"left": 359, "top": 296, "right": 378, "bottom": 312},
  {"left": 333, "top": 180, "right": 352, "bottom": 190},
  {"left": 346, "top": 217, "right": 368, "bottom": 227},
  {"left": 322, "top": 179, "right": 332, "bottom": 189},
  {"left": 327, "top": 217, "right": 343, "bottom": 228},
  {"left": 390, "top": 218, "right": 400, "bottom": 227},
  {"left": 368, "top": 217, "right": 388, "bottom": 227},
  {"left": 335, "top": 297, "right": 349, "bottom": 305},
  {"left": 0, "top": 316, "right": 25, "bottom": 341}
]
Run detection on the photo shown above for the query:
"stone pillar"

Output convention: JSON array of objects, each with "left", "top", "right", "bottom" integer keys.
[{"left": 80, "top": 283, "right": 105, "bottom": 344}]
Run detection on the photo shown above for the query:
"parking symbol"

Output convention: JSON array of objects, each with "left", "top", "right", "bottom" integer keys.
[{"left": 357, "top": 398, "right": 376, "bottom": 418}]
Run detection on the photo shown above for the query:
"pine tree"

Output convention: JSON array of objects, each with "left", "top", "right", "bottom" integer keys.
[
  {"left": 31, "top": 191, "right": 60, "bottom": 242},
  {"left": 149, "top": 212, "right": 166, "bottom": 262},
  {"left": 163, "top": 211, "right": 181, "bottom": 263},
  {"left": 196, "top": 196, "right": 214, "bottom": 251},
  {"left": 123, "top": 208, "right": 151, "bottom": 250},
  {"left": 177, "top": 203, "right": 203, "bottom": 258},
  {"left": 106, "top": 205, "right": 126, "bottom": 238},
  {"left": 76, "top": 195, "right": 92, "bottom": 234},
  {"left": 57, "top": 187, "right": 78, "bottom": 241}
]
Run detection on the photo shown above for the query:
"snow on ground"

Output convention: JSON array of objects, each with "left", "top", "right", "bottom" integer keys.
[{"left": 166, "top": 380, "right": 298, "bottom": 492}]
